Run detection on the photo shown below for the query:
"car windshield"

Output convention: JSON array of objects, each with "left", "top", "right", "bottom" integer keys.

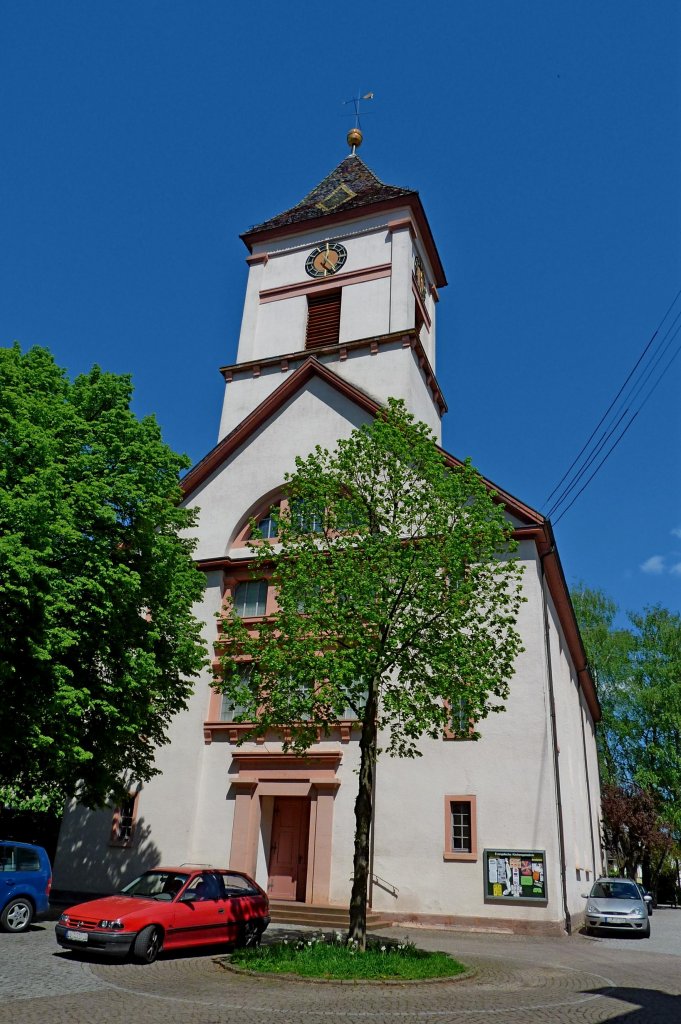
[
  {"left": 119, "top": 871, "right": 190, "bottom": 899},
  {"left": 591, "top": 880, "right": 640, "bottom": 900}
]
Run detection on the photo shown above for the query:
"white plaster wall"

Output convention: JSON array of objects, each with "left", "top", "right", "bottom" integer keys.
[
  {"left": 252, "top": 295, "right": 308, "bottom": 360},
  {"left": 543, "top": 585, "right": 602, "bottom": 921},
  {"left": 234, "top": 215, "right": 398, "bottom": 370},
  {"left": 218, "top": 347, "right": 442, "bottom": 446},
  {"left": 339, "top": 277, "right": 391, "bottom": 341},
  {"left": 390, "top": 225, "right": 414, "bottom": 333},
  {"left": 261, "top": 224, "right": 391, "bottom": 291},
  {"left": 328, "top": 740, "right": 362, "bottom": 904},
  {"left": 367, "top": 545, "right": 563, "bottom": 923},
  {"left": 235, "top": 259, "right": 266, "bottom": 364},
  {"left": 188, "top": 380, "right": 375, "bottom": 559}
]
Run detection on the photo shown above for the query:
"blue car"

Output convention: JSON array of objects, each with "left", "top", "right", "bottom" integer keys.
[{"left": 0, "top": 840, "right": 52, "bottom": 932}]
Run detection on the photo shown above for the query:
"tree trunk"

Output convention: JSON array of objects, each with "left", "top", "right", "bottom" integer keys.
[{"left": 347, "top": 691, "right": 377, "bottom": 951}]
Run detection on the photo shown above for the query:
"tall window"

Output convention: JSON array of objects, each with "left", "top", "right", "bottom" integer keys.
[
  {"left": 443, "top": 795, "right": 477, "bottom": 861},
  {"left": 306, "top": 290, "right": 341, "bottom": 349},
  {"left": 451, "top": 801, "right": 471, "bottom": 853},
  {"left": 220, "top": 663, "right": 254, "bottom": 722},
  {"left": 233, "top": 580, "right": 268, "bottom": 617},
  {"left": 444, "top": 696, "right": 475, "bottom": 740}
]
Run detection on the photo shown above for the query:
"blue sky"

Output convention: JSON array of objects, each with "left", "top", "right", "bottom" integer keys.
[{"left": 2, "top": 1, "right": 679, "bottom": 620}]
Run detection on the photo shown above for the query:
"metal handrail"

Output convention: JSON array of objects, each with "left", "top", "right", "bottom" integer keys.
[{"left": 349, "top": 872, "right": 400, "bottom": 899}]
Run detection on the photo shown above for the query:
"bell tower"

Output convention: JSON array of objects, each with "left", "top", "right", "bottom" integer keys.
[{"left": 218, "top": 132, "right": 448, "bottom": 442}]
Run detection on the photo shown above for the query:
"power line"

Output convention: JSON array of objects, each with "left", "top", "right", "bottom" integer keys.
[
  {"left": 546, "top": 305, "right": 681, "bottom": 520},
  {"left": 552, "top": 331, "right": 681, "bottom": 525},
  {"left": 543, "top": 286, "right": 681, "bottom": 512},
  {"left": 543, "top": 286, "right": 681, "bottom": 523}
]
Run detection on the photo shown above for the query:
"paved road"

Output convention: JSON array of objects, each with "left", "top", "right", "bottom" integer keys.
[{"left": 1, "top": 910, "right": 681, "bottom": 1023}]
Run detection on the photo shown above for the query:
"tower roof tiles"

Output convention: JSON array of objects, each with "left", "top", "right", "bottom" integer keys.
[{"left": 244, "top": 155, "right": 416, "bottom": 236}]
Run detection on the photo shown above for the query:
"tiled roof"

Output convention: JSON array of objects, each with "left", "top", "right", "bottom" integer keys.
[{"left": 243, "top": 155, "right": 416, "bottom": 236}]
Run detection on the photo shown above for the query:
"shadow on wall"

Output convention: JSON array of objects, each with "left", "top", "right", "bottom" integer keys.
[
  {"left": 587, "top": 987, "right": 681, "bottom": 1023},
  {"left": 52, "top": 811, "right": 161, "bottom": 899}
]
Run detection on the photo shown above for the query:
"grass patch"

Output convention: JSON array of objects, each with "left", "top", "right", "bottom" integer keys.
[{"left": 230, "top": 932, "right": 468, "bottom": 980}]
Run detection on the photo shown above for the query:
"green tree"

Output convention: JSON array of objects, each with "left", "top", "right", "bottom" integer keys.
[
  {"left": 217, "top": 399, "right": 524, "bottom": 947},
  {"left": 628, "top": 606, "right": 681, "bottom": 835},
  {"left": 0, "top": 345, "right": 207, "bottom": 810},
  {"left": 571, "top": 585, "right": 635, "bottom": 784},
  {"left": 573, "top": 587, "right": 681, "bottom": 884}
]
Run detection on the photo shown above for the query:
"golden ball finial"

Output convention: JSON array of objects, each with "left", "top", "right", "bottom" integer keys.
[{"left": 347, "top": 127, "right": 363, "bottom": 152}]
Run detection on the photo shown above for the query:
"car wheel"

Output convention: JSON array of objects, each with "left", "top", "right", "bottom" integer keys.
[
  {"left": 238, "top": 919, "right": 262, "bottom": 948},
  {"left": 585, "top": 926, "right": 594, "bottom": 937},
  {"left": 641, "top": 922, "right": 651, "bottom": 939},
  {"left": 0, "top": 897, "right": 33, "bottom": 933},
  {"left": 133, "top": 925, "right": 162, "bottom": 964}
]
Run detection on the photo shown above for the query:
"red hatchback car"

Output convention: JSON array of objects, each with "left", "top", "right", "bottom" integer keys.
[{"left": 55, "top": 867, "right": 270, "bottom": 963}]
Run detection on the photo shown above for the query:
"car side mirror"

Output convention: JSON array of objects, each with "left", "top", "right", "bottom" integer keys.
[
  {"left": 179, "top": 891, "right": 196, "bottom": 902},
  {"left": 644, "top": 894, "right": 652, "bottom": 903},
  {"left": 581, "top": 893, "right": 589, "bottom": 898}
]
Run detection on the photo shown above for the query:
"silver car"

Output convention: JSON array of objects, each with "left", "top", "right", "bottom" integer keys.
[{"left": 583, "top": 877, "right": 650, "bottom": 937}]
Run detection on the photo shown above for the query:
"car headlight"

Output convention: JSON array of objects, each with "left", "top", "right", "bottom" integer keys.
[
  {"left": 586, "top": 903, "right": 599, "bottom": 914},
  {"left": 628, "top": 908, "right": 645, "bottom": 918},
  {"left": 59, "top": 913, "right": 70, "bottom": 924},
  {"left": 98, "top": 919, "right": 124, "bottom": 930}
]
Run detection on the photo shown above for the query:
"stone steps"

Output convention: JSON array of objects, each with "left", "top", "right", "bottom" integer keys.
[{"left": 269, "top": 900, "right": 392, "bottom": 931}]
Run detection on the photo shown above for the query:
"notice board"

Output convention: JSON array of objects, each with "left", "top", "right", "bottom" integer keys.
[{"left": 484, "top": 849, "right": 547, "bottom": 903}]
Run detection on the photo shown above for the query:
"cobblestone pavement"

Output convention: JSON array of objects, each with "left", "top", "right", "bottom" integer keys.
[{"left": 1, "top": 913, "right": 681, "bottom": 1024}]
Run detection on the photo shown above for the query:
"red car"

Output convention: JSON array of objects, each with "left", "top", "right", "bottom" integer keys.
[{"left": 55, "top": 867, "right": 270, "bottom": 963}]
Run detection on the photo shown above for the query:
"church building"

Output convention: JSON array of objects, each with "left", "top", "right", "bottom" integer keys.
[{"left": 54, "top": 132, "right": 602, "bottom": 934}]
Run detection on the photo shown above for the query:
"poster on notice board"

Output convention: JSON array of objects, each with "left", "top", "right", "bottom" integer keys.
[{"left": 484, "top": 849, "right": 547, "bottom": 902}]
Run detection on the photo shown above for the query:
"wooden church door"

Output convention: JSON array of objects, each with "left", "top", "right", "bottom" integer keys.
[{"left": 267, "top": 797, "right": 310, "bottom": 901}]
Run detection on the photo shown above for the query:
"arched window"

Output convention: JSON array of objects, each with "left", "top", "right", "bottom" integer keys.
[{"left": 255, "top": 511, "right": 278, "bottom": 539}]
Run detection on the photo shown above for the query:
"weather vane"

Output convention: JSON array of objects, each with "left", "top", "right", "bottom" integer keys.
[{"left": 343, "top": 90, "right": 374, "bottom": 154}]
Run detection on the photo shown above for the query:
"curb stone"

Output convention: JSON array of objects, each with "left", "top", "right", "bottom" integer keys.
[{"left": 214, "top": 956, "right": 478, "bottom": 986}]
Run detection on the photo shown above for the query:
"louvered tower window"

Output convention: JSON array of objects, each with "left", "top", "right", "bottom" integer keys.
[{"left": 306, "top": 290, "right": 341, "bottom": 349}]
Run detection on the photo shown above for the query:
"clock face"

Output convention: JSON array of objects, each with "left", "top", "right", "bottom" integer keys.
[
  {"left": 305, "top": 241, "right": 348, "bottom": 279},
  {"left": 414, "top": 254, "right": 428, "bottom": 301}
]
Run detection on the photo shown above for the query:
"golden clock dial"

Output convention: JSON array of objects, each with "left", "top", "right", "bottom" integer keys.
[{"left": 305, "top": 241, "right": 348, "bottom": 279}]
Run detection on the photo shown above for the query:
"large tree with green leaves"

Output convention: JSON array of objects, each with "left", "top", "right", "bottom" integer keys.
[
  {"left": 0, "top": 345, "right": 206, "bottom": 811},
  {"left": 217, "top": 399, "right": 524, "bottom": 947},
  {"left": 570, "top": 585, "right": 635, "bottom": 785},
  {"left": 573, "top": 586, "right": 681, "bottom": 883}
]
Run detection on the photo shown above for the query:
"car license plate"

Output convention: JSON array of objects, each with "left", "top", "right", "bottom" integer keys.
[{"left": 65, "top": 929, "right": 88, "bottom": 943}]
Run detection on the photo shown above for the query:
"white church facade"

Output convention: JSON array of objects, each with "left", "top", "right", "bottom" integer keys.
[{"left": 54, "top": 142, "right": 602, "bottom": 934}]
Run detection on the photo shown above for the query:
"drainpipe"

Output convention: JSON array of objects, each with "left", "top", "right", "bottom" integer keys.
[
  {"left": 578, "top": 686, "right": 598, "bottom": 881},
  {"left": 540, "top": 545, "right": 571, "bottom": 934}
]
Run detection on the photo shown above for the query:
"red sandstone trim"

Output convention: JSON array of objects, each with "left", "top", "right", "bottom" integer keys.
[
  {"left": 259, "top": 263, "right": 391, "bottom": 304},
  {"left": 378, "top": 911, "right": 568, "bottom": 937},
  {"left": 443, "top": 794, "right": 478, "bottom": 861},
  {"left": 387, "top": 217, "right": 415, "bottom": 236},
  {"left": 218, "top": 330, "right": 447, "bottom": 416}
]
